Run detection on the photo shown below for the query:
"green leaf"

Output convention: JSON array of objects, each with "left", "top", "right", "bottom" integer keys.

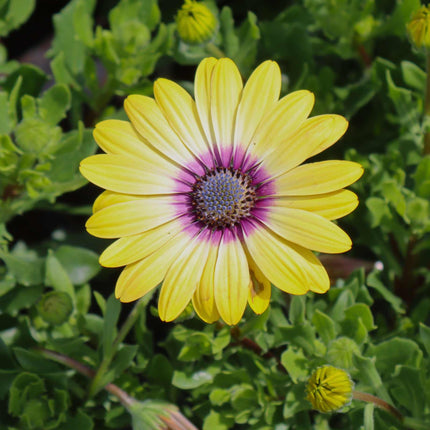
[
  {"left": 280, "top": 347, "right": 308, "bottom": 383},
  {"left": 45, "top": 250, "right": 76, "bottom": 305},
  {"left": 38, "top": 85, "right": 71, "bottom": 126},
  {"left": 62, "top": 410, "right": 94, "bottom": 430},
  {"left": 381, "top": 180, "right": 406, "bottom": 218},
  {"left": 102, "top": 294, "right": 121, "bottom": 358},
  {"left": 230, "top": 384, "right": 258, "bottom": 411},
  {"left": 312, "top": 310, "right": 337, "bottom": 344},
  {"left": 0, "top": 0, "right": 35, "bottom": 37},
  {"left": 391, "top": 366, "right": 425, "bottom": 417},
  {"left": 12, "top": 348, "right": 63, "bottom": 373},
  {"left": 55, "top": 245, "right": 100, "bottom": 285},
  {"left": 172, "top": 369, "right": 213, "bottom": 389},
  {"left": 366, "top": 271, "right": 404, "bottom": 313},
  {"left": 326, "top": 337, "right": 360, "bottom": 370},
  {"left": 178, "top": 332, "right": 212, "bottom": 361},
  {"left": 353, "top": 354, "right": 392, "bottom": 403},
  {"left": 203, "top": 410, "right": 234, "bottom": 430},
  {"left": 277, "top": 322, "right": 316, "bottom": 355},
  {"left": 401, "top": 61, "right": 426, "bottom": 92},
  {"left": 414, "top": 156, "right": 430, "bottom": 199},
  {"left": 419, "top": 323, "right": 430, "bottom": 356},
  {"left": 219, "top": 7, "right": 239, "bottom": 57},
  {"left": 344, "top": 304, "right": 375, "bottom": 332},
  {"left": 289, "top": 296, "right": 306, "bottom": 325},
  {"left": 367, "top": 338, "right": 423, "bottom": 375},
  {"left": 209, "top": 388, "right": 230, "bottom": 406}
]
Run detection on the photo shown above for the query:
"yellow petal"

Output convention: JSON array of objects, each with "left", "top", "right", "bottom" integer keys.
[
  {"left": 275, "top": 160, "right": 363, "bottom": 195},
  {"left": 246, "top": 251, "right": 271, "bottom": 315},
  {"left": 244, "top": 225, "right": 329, "bottom": 295},
  {"left": 115, "top": 229, "right": 190, "bottom": 302},
  {"left": 192, "top": 240, "right": 221, "bottom": 323},
  {"left": 273, "top": 190, "right": 359, "bottom": 220},
  {"left": 86, "top": 196, "right": 178, "bottom": 238},
  {"left": 93, "top": 190, "right": 142, "bottom": 213},
  {"left": 251, "top": 90, "right": 314, "bottom": 159},
  {"left": 234, "top": 61, "right": 281, "bottom": 150},
  {"left": 154, "top": 78, "right": 213, "bottom": 165},
  {"left": 99, "top": 219, "right": 184, "bottom": 267},
  {"left": 80, "top": 154, "right": 179, "bottom": 195},
  {"left": 195, "top": 57, "right": 218, "bottom": 144},
  {"left": 211, "top": 58, "right": 243, "bottom": 163},
  {"left": 214, "top": 231, "right": 249, "bottom": 325},
  {"left": 124, "top": 95, "right": 194, "bottom": 167},
  {"left": 93, "top": 120, "right": 178, "bottom": 172},
  {"left": 264, "top": 206, "right": 352, "bottom": 253},
  {"left": 158, "top": 232, "right": 211, "bottom": 321},
  {"left": 308, "top": 115, "right": 349, "bottom": 158},
  {"left": 261, "top": 115, "right": 349, "bottom": 178}
]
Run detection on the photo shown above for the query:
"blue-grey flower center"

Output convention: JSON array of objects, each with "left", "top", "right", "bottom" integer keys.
[{"left": 191, "top": 167, "right": 256, "bottom": 228}]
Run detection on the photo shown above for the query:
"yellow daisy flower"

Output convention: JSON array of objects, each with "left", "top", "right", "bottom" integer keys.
[
  {"left": 80, "top": 58, "right": 363, "bottom": 325},
  {"left": 306, "top": 365, "right": 354, "bottom": 413}
]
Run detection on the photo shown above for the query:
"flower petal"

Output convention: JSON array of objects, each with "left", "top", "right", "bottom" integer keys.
[
  {"left": 261, "top": 115, "right": 348, "bottom": 178},
  {"left": 275, "top": 160, "right": 363, "bottom": 195},
  {"left": 124, "top": 95, "right": 196, "bottom": 168},
  {"left": 80, "top": 154, "right": 179, "bottom": 195},
  {"left": 249, "top": 90, "right": 314, "bottom": 161},
  {"left": 271, "top": 190, "right": 359, "bottom": 220},
  {"left": 195, "top": 57, "right": 218, "bottom": 144},
  {"left": 99, "top": 219, "right": 185, "bottom": 267},
  {"left": 154, "top": 78, "right": 213, "bottom": 167},
  {"left": 246, "top": 251, "right": 271, "bottom": 315},
  {"left": 192, "top": 237, "right": 221, "bottom": 323},
  {"left": 93, "top": 120, "right": 178, "bottom": 171},
  {"left": 214, "top": 230, "right": 249, "bottom": 325},
  {"left": 93, "top": 190, "right": 141, "bottom": 213},
  {"left": 234, "top": 60, "right": 281, "bottom": 150},
  {"left": 115, "top": 229, "right": 191, "bottom": 302},
  {"left": 243, "top": 223, "right": 329, "bottom": 295},
  {"left": 308, "top": 115, "right": 349, "bottom": 158},
  {"left": 211, "top": 58, "right": 243, "bottom": 165},
  {"left": 85, "top": 196, "right": 178, "bottom": 238},
  {"left": 262, "top": 206, "right": 352, "bottom": 253},
  {"left": 158, "top": 231, "right": 211, "bottom": 322}
]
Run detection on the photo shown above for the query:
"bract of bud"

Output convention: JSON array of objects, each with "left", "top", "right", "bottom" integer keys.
[
  {"left": 306, "top": 365, "right": 354, "bottom": 413},
  {"left": 407, "top": 5, "right": 430, "bottom": 48},
  {"left": 37, "top": 291, "right": 73, "bottom": 325},
  {"left": 176, "top": 0, "right": 217, "bottom": 45}
]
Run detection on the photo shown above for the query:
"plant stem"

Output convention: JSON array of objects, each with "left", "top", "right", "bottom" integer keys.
[
  {"left": 205, "top": 42, "right": 225, "bottom": 58},
  {"left": 88, "top": 297, "right": 147, "bottom": 397},
  {"left": 423, "top": 50, "right": 430, "bottom": 155},
  {"left": 353, "top": 391, "right": 403, "bottom": 422},
  {"left": 36, "top": 347, "right": 134, "bottom": 408}
]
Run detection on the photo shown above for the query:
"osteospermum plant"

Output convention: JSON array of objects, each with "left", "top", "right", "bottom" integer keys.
[{"left": 80, "top": 57, "right": 363, "bottom": 325}]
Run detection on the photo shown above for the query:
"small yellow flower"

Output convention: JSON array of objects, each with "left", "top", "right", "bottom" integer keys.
[
  {"left": 407, "top": 5, "right": 430, "bottom": 48},
  {"left": 306, "top": 366, "right": 354, "bottom": 413},
  {"left": 176, "top": 0, "right": 217, "bottom": 44}
]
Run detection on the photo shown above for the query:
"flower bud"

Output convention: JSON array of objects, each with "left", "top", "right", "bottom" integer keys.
[
  {"left": 176, "top": 0, "right": 217, "bottom": 45},
  {"left": 306, "top": 365, "right": 354, "bottom": 413},
  {"left": 407, "top": 5, "right": 430, "bottom": 49},
  {"left": 37, "top": 291, "right": 73, "bottom": 325}
]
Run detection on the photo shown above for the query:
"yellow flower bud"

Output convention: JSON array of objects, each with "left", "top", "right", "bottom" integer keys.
[
  {"left": 407, "top": 5, "right": 430, "bottom": 48},
  {"left": 176, "top": 0, "right": 217, "bottom": 45},
  {"left": 306, "top": 366, "right": 354, "bottom": 413}
]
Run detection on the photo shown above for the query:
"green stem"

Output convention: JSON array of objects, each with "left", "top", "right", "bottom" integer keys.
[
  {"left": 205, "top": 42, "right": 225, "bottom": 58},
  {"left": 88, "top": 298, "right": 147, "bottom": 397},
  {"left": 36, "top": 348, "right": 134, "bottom": 408},
  {"left": 353, "top": 391, "right": 403, "bottom": 422},
  {"left": 423, "top": 50, "right": 430, "bottom": 155}
]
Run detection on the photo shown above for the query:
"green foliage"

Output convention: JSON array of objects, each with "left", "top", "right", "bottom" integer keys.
[{"left": 1, "top": 0, "right": 430, "bottom": 429}]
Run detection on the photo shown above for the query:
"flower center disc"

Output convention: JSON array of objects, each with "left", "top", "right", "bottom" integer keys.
[{"left": 191, "top": 167, "right": 256, "bottom": 228}]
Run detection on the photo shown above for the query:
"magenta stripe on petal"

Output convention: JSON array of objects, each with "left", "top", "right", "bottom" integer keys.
[{"left": 240, "top": 218, "right": 260, "bottom": 238}]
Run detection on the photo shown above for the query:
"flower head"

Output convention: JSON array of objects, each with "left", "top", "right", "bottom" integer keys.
[
  {"left": 407, "top": 5, "right": 430, "bottom": 48},
  {"left": 306, "top": 366, "right": 354, "bottom": 413},
  {"left": 176, "top": 0, "right": 217, "bottom": 45},
  {"left": 80, "top": 58, "right": 363, "bottom": 325}
]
